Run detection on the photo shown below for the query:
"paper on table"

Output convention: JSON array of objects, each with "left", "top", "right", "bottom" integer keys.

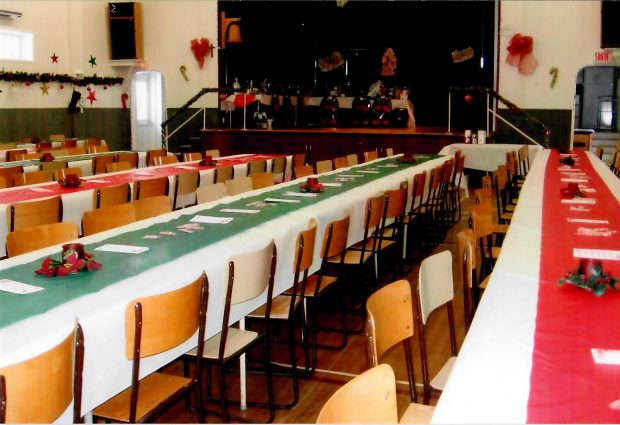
[
  {"left": 95, "top": 244, "right": 150, "bottom": 254},
  {"left": 220, "top": 208, "right": 260, "bottom": 214},
  {"left": 134, "top": 171, "right": 155, "bottom": 176},
  {"left": 320, "top": 182, "right": 342, "bottom": 187},
  {"left": 338, "top": 174, "right": 364, "bottom": 178},
  {"left": 176, "top": 165, "right": 196, "bottom": 170},
  {"left": 356, "top": 170, "right": 380, "bottom": 174},
  {"left": 264, "top": 198, "right": 300, "bottom": 203},
  {"left": 284, "top": 192, "right": 318, "bottom": 197},
  {"left": 378, "top": 164, "right": 399, "bottom": 168},
  {"left": 561, "top": 178, "right": 590, "bottom": 183},
  {"left": 567, "top": 218, "right": 609, "bottom": 224},
  {"left": 190, "top": 215, "right": 233, "bottom": 224},
  {"left": 561, "top": 198, "right": 596, "bottom": 204},
  {"left": 592, "top": 349, "right": 620, "bottom": 365},
  {"left": 0, "top": 279, "right": 44, "bottom": 295},
  {"left": 86, "top": 179, "right": 110, "bottom": 183},
  {"left": 29, "top": 187, "right": 52, "bottom": 193},
  {"left": 576, "top": 227, "right": 617, "bottom": 237},
  {"left": 573, "top": 248, "right": 620, "bottom": 261}
]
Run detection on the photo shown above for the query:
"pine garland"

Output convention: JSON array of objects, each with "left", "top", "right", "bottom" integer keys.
[{"left": 0, "top": 70, "right": 123, "bottom": 86}]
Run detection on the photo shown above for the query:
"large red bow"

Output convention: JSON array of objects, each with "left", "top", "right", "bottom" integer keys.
[
  {"left": 191, "top": 38, "right": 211, "bottom": 69},
  {"left": 506, "top": 33, "right": 538, "bottom": 75}
]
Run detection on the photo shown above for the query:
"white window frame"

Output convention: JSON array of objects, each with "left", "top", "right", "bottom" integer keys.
[{"left": 0, "top": 28, "right": 33, "bottom": 61}]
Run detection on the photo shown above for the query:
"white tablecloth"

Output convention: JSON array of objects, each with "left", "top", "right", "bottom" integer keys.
[
  {"left": 432, "top": 150, "right": 620, "bottom": 423},
  {"left": 438, "top": 143, "right": 542, "bottom": 172}
]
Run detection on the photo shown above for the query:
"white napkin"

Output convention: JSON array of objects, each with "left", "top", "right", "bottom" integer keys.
[
  {"left": 190, "top": 215, "right": 233, "bottom": 224},
  {"left": 0, "top": 279, "right": 44, "bottom": 294},
  {"left": 95, "top": 244, "right": 149, "bottom": 254},
  {"left": 284, "top": 192, "right": 318, "bottom": 197},
  {"left": 573, "top": 248, "right": 620, "bottom": 260},
  {"left": 220, "top": 208, "right": 260, "bottom": 214}
]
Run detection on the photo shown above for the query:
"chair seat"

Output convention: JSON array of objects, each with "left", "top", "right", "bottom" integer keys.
[
  {"left": 430, "top": 356, "right": 457, "bottom": 391},
  {"left": 285, "top": 274, "right": 338, "bottom": 298},
  {"left": 505, "top": 204, "right": 516, "bottom": 212},
  {"left": 248, "top": 294, "right": 299, "bottom": 320},
  {"left": 399, "top": 402, "right": 436, "bottom": 424},
  {"left": 493, "top": 223, "right": 509, "bottom": 234},
  {"left": 188, "top": 327, "right": 259, "bottom": 360},
  {"left": 500, "top": 211, "right": 513, "bottom": 221},
  {"left": 92, "top": 372, "right": 193, "bottom": 422},
  {"left": 350, "top": 237, "right": 396, "bottom": 253}
]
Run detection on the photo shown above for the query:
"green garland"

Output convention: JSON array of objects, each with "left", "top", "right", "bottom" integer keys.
[{"left": 0, "top": 70, "right": 123, "bottom": 86}]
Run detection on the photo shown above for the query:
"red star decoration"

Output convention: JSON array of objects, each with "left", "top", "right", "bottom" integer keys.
[
  {"left": 51, "top": 53, "right": 58, "bottom": 63},
  {"left": 87, "top": 89, "right": 97, "bottom": 105}
]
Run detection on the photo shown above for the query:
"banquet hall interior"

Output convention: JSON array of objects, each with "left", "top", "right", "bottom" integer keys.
[{"left": 0, "top": 1, "right": 619, "bottom": 424}]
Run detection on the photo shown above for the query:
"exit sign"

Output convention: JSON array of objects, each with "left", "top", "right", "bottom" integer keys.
[{"left": 595, "top": 51, "right": 611, "bottom": 62}]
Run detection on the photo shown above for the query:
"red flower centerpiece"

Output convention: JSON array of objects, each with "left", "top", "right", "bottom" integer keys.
[
  {"left": 58, "top": 173, "right": 83, "bottom": 188},
  {"left": 35, "top": 243, "right": 102, "bottom": 277},
  {"left": 559, "top": 155, "right": 575, "bottom": 167},
  {"left": 40, "top": 152, "right": 55, "bottom": 162},
  {"left": 558, "top": 258, "right": 618, "bottom": 296},
  {"left": 199, "top": 155, "right": 216, "bottom": 166},
  {"left": 560, "top": 182, "right": 583, "bottom": 199},
  {"left": 398, "top": 154, "right": 417, "bottom": 164},
  {"left": 300, "top": 177, "right": 324, "bottom": 193}
]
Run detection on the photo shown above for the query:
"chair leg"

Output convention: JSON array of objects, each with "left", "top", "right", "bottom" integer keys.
[
  {"left": 217, "top": 364, "right": 230, "bottom": 422},
  {"left": 263, "top": 337, "right": 276, "bottom": 423}
]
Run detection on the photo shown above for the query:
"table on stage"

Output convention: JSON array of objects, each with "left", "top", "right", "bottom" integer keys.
[
  {"left": 438, "top": 143, "right": 542, "bottom": 172},
  {"left": 0, "top": 153, "right": 448, "bottom": 421},
  {"left": 432, "top": 150, "right": 620, "bottom": 423}
]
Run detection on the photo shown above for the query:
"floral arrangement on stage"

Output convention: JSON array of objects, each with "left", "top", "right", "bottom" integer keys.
[
  {"left": 300, "top": 177, "right": 324, "bottom": 193},
  {"left": 35, "top": 244, "right": 102, "bottom": 277},
  {"left": 558, "top": 259, "right": 618, "bottom": 296},
  {"left": 40, "top": 152, "right": 55, "bottom": 162}
]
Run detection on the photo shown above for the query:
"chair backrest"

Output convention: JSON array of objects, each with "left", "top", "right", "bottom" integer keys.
[
  {"left": 5, "top": 149, "right": 27, "bottom": 162},
  {"left": 0, "top": 324, "right": 84, "bottom": 423},
  {"left": 0, "top": 176, "right": 6, "bottom": 189},
  {"left": 93, "top": 182, "right": 131, "bottom": 209},
  {"left": 409, "top": 170, "right": 427, "bottom": 210},
  {"left": 49, "top": 134, "right": 65, "bottom": 143},
  {"left": 366, "top": 279, "right": 414, "bottom": 365},
  {"left": 315, "top": 159, "right": 332, "bottom": 174},
  {"left": 0, "top": 142, "right": 17, "bottom": 150},
  {"left": 270, "top": 156, "right": 286, "bottom": 176},
  {"left": 6, "top": 222, "right": 80, "bottom": 257},
  {"left": 225, "top": 176, "right": 253, "bottom": 196},
  {"left": 88, "top": 145, "right": 109, "bottom": 154},
  {"left": 40, "top": 161, "right": 68, "bottom": 181},
  {"left": 62, "top": 139, "right": 78, "bottom": 148},
  {"left": 197, "top": 182, "right": 227, "bottom": 204},
  {"left": 8, "top": 195, "right": 62, "bottom": 232},
  {"left": 146, "top": 149, "right": 167, "bottom": 166},
  {"left": 294, "top": 164, "right": 314, "bottom": 179},
  {"left": 134, "top": 176, "right": 170, "bottom": 200},
  {"left": 115, "top": 152, "right": 139, "bottom": 168},
  {"left": 333, "top": 157, "right": 348, "bottom": 170},
  {"left": 183, "top": 152, "right": 202, "bottom": 162},
  {"left": 360, "top": 194, "right": 385, "bottom": 255},
  {"left": 470, "top": 204, "right": 494, "bottom": 240},
  {"left": 251, "top": 172, "right": 275, "bottom": 190},
  {"left": 13, "top": 170, "right": 50, "bottom": 186},
  {"left": 92, "top": 155, "right": 115, "bottom": 175},
  {"left": 106, "top": 161, "right": 133, "bottom": 173},
  {"left": 82, "top": 203, "right": 136, "bottom": 236},
  {"left": 248, "top": 159, "right": 267, "bottom": 175},
  {"left": 173, "top": 170, "right": 200, "bottom": 209},
  {"left": 457, "top": 229, "right": 476, "bottom": 330},
  {"left": 54, "top": 167, "right": 83, "bottom": 182},
  {"left": 293, "top": 153, "right": 306, "bottom": 168},
  {"left": 363, "top": 150, "right": 379, "bottom": 162},
  {"left": 316, "top": 364, "right": 399, "bottom": 424},
  {"left": 319, "top": 210, "right": 350, "bottom": 267},
  {"left": 214, "top": 165, "right": 234, "bottom": 184},
  {"left": 153, "top": 155, "right": 179, "bottom": 166},
  {"left": 383, "top": 187, "right": 407, "bottom": 221},
  {"left": 0, "top": 166, "right": 23, "bottom": 187},
  {"left": 66, "top": 147, "right": 87, "bottom": 156},
  {"left": 417, "top": 250, "right": 454, "bottom": 325},
  {"left": 385, "top": 147, "right": 394, "bottom": 156},
  {"left": 204, "top": 148, "right": 220, "bottom": 158},
  {"left": 85, "top": 138, "right": 103, "bottom": 148},
  {"left": 130, "top": 195, "right": 172, "bottom": 221},
  {"left": 17, "top": 152, "right": 41, "bottom": 161},
  {"left": 346, "top": 153, "right": 358, "bottom": 166}
]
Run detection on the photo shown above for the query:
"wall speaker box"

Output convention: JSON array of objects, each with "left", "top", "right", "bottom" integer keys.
[{"left": 109, "top": 2, "right": 143, "bottom": 60}]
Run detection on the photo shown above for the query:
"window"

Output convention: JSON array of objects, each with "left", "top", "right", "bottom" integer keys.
[{"left": 0, "top": 29, "right": 33, "bottom": 61}]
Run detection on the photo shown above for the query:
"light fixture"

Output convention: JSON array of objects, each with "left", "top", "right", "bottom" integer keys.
[{"left": 219, "top": 11, "right": 242, "bottom": 50}]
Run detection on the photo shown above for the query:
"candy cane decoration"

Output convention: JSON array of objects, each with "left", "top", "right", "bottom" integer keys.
[
  {"left": 549, "top": 67, "right": 559, "bottom": 88},
  {"left": 121, "top": 93, "right": 129, "bottom": 111}
]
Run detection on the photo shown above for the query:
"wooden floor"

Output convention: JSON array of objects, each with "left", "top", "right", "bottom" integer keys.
[{"left": 156, "top": 197, "right": 472, "bottom": 424}]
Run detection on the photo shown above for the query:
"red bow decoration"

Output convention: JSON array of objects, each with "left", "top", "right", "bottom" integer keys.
[
  {"left": 191, "top": 38, "right": 212, "bottom": 69},
  {"left": 506, "top": 33, "right": 539, "bottom": 76}
]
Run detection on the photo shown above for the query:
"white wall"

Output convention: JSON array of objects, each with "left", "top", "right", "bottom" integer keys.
[
  {"left": 0, "top": 0, "right": 219, "bottom": 109},
  {"left": 498, "top": 0, "right": 604, "bottom": 110}
]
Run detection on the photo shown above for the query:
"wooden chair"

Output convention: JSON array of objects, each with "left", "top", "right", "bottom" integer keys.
[
  {"left": 377, "top": 187, "right": 408, "bottom": 278},
  {"left": 130, "top": 195, "right": 172, "bottom": 221},
  {"left": 153, "top": 155, "right": 179, "bottom": 166},
  {"left": 0, "top": 142, "right": 17, "bottom": 150},
  {"left": 173, "top": 170, "right": 200, "bottom": 210},
  {"left": 0, "top": 324, "right": 84, "bottom": 423},
  {"left": 6, "top": 222, "right": 79, "bottom": 257},
  {"left": 214, "top": 165, "right": 234, "bottom": 184},
  {"left": 133, "top": 177, "right": 170, "bottom": 200},
  {"left": 54, "top": 167, "right": 83, "bottom": 182},
  {"left": 6, "top": 149, "right": 27, "bottom": 162},
  {"left": 93, "top": 183, "right": 131, "bottom": 209},
  {"left": 106, "top": 161, "right": 133, "bottom": 173},
  {"left": 363, "top": 150, "right": 379, "bottom": 162},
  {"left": 204, "top": 148, "right": 220, "bottom": 158},
  {"left": 197, "top": 182, "right": 227, "bottom": 204},
  {"left": 49, "top": 149, "right": 69, "bottom": 157},
  {"left": 270, "top": 156, "right": 287, "bottom": 182},
  {"left": 62, "top": 139, "right": 78, "bottom": 148},
  {"left": 88, "top": 145, "right": 109, "bottom": 154},
  {"left": 183, "top": 152, "right": 202, "bottom": 162},
  {"left": 185, "top": 240, "right": 277, "bottom": 422},
  {"left": 248, "top": 159, "right": 267, "bottom": 175},
  {"left": 40, "top": 160, "right": 68, "bottom": 181},
  {"left": 385, "top": 147, "right": 395, "bottom": 156},
  {"left": 225, "top": 176, "right": 253, "bottom": 196},
  {"left": 404, "top": 171, "right": 428, "bottom": 259},
  {"left": 92, "top": 274, "right": 209, "bottom": 423},
  {"left": 470, "top": 206, "right": 501, "bottom": 282},
  {"left": 115, "top": 152, "right": 139, "bottom": 168},
  {"left": 146, "top": 148, "right": 167, "bottom": 166},
  {"left": 92, "top": 155, "right": 115, "bottom": 175},
  {"left": 66, "top": 147, "right": 87, "bottom": 156},
  {"left": 82, "top": 203, "right": 136, "bottom": 236},
  {"left": 0, "top": 176, "right": 6, "bottom": 189},
  {"left": 48, "top": 134, "right": 65, "bottom": 143},
  {"left": 316, "top": 364, "right": 434, "bottom": 424},
  {"left": 346, "top": 153, "right": 358, "bottom": 166},
  {"left": 13, "top": 171, "right": 50, "bottom": 186},
  {"left": 416, "top": 250, "right": 458, "bottom": 404},
  {"left": 456, "top": 228, "right": 488, "bottom": 331},
  {"left": 0, "top": 166, "right": 23, "bottom": 187},
  {"left": 315, "top": 159, "right": 332, "bottom": 174},
  {"left": 293, "top": 153, "right": 306, "bottom": 169},
  {"left": 251, "top": 171, "right": 275, "bottom": 190},
  {"left": 594, "top": 146, "right": 604, "bottom": 159},
  {"left": 85, "top": 138, "right": 103, "bottom": 148},
  {"left": 447, "top": 153, "right": 465, "bottom": 222},
  {"left": 16, "top": 152, "right": 41, "bottom": 161},
  {"left": 7, "top": 195, "right": 62, "bottom": 232},
  {"left": 294, "top": 164, "right": 314, "bottom": 179},
  {"left": 333, "top": 156, "right": 348, "bottom": 170}
]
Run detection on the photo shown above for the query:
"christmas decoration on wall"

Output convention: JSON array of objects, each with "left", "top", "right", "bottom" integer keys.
[
  {"left": 86, "top": 88, "right": 97, "bottom": 105},
  {"left": 68, "top": 90, "right": 81, "bottom": 113},
  {"left": 319, "top": 51, "right": 344, "bottom": 72},
  {"left": 0, "top": 70, "right": 123, "bottom": 86},
  {"left": 121, "top": 93, "right": 129, "bottom": 111},
  {"left": 40, "top": 82, "right": 50, "bottom": 95},
  {"left": 506, "top": 33, "right": 539, "bottom": 76},
  {"left": 51, "top": 53, "right": 59, "bottom": 63},
  {"left": 88, "top": 55, "right": 97, "bottom": 67},
  {"left": 180, "top": 65, "right": 189, "bottom": 81},
  {"left": 190, "top": 38, "right": 214, "bottom": 69},
  {"left": 381, "top": 47, "right": 397, "bottom": 77},
  {"left": 452, "top": 47, "right": 474, "bottom": 63}
]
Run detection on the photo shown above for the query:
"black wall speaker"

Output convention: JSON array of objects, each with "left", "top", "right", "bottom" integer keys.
[{"left": 109, "top": 2, "right": 143, "bottom": 60}]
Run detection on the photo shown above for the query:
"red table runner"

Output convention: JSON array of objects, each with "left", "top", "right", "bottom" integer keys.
[
  {"left": 0, "top": 154, "right": 278, "bottom": 205},
  {"left": 528, "top": 150, "right": 620, "bottom": 422}
]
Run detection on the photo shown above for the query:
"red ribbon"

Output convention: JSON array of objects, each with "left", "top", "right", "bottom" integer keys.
[{"left": 190, "top": 38, "right": 211, "bottom": 69}]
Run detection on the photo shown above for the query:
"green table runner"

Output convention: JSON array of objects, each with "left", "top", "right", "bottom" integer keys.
[
  {"left": 0, "top": 151, "right": 131, "bottom": 169},
  {"left": 0, "top": 155, "right": 440, "bottom": 328}
]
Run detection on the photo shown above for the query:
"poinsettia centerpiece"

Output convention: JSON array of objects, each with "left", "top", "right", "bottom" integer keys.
[
  {"left": 35, "top": 243, "right": 102, "bottom": 277},
  {"left": 300, "top": 177, "right": 324, "bottom": 193},
  {"left": 558, "top": 258, "right": 618, "bottom": 296}
]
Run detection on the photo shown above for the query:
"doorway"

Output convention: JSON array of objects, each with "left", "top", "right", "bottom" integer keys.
[{"left": 130, "top": 71, "right": 166, "bottom": 151}]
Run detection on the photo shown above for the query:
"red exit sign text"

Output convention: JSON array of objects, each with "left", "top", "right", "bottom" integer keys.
[{"left": 595, "top": 51, "right": 611, "bottom": 62}]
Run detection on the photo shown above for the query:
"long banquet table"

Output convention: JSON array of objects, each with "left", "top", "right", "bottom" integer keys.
[
  {"left": 0, "top": 153, "right": 449, "bottom": 421},
  {"left": 432, "top": 149, "right": 620, "bottom": 423},
  {"left": 438, "top": 142, "right": 542, "bottom": 172}
]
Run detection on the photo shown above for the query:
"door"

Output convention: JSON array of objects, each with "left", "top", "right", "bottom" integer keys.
[{"left": 130, "top": 71, "right": 166, "bottom": 151}]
